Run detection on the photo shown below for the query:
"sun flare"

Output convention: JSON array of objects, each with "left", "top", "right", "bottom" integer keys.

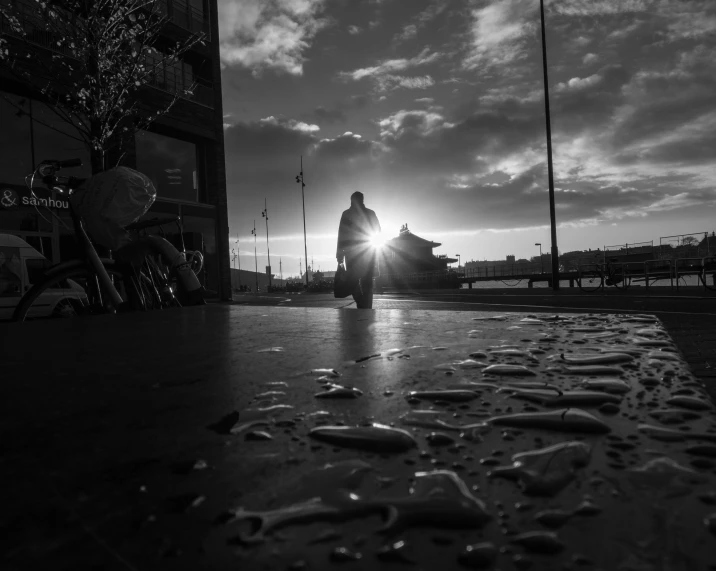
[{"left": 369, "top": 231, "right": 387, "bottom": 250}]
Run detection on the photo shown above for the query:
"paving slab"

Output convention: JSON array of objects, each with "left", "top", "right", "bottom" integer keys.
[{"left": 1, "top": 305, "right": 716, "bottom": 571}]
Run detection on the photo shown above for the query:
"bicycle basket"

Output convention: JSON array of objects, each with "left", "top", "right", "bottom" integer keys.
[{"left": 70, "top": 167, "right": 157, "bottom": 250}]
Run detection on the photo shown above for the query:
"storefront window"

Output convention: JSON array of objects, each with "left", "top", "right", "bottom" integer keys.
[
  {"left": 0, "top": 92, "right": 33, "bottom": 187},
  {"left": 0, "top": 208, "right": 53, "bottom": 233},
  {"left": 135, "top": 130, "right": 199, "bottom": 203}
]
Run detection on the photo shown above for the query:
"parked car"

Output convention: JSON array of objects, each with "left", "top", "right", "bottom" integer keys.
[{"left": 0, "top": 234, "right": 88, "bottom": 320}]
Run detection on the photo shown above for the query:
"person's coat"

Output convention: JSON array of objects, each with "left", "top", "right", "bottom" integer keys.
[{"left": 336, "top": 204, "right": 381, "bottom": 278}]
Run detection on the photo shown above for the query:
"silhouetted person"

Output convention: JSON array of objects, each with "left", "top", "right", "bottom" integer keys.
[{"left": 336, "top": 191, "right": 381, "bottom": 309}]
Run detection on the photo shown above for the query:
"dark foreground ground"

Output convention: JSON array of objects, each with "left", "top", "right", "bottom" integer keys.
[{"left": 1, "top": 293, "right": 715, "bottom": 571}]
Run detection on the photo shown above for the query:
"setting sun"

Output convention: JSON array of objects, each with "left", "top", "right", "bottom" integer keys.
[{"left": 369, "top": 231, "right": 386, "bottom": 250}]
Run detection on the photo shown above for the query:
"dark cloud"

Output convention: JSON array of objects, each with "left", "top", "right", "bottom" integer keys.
[
  {"left": 302, "top": 94, "right": 370, "bottom": 125},
  {"left": 551, "top": 64, "right": 631, "bottom": 135},
  {"left": 311, "top": 106, "right": 348, "bottom": 123},
  {"left": 314, "top": 133, "right": 376, "bottom": 160}
]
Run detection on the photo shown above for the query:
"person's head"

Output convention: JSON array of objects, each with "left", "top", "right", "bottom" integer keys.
[{"left": 350, "top": 191, "right": 364, "bottom": 207}]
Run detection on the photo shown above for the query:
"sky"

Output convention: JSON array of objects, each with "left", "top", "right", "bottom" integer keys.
[{"left": 218, "top": 0, "right": 716, "bottom": 278}]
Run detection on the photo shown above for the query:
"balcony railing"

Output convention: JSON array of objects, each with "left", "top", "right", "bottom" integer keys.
[
  {"left": 0, "top": 0, "right": 76, "bottom": 57},
  {"left": 157, "top": 0, "right": 210, "bottom": 39},
  {"left": 145, "top": 74, "right": 214, "bottom": 109},
  {"left": 1, "top": 0, "right": 210, "bottom": 53}
]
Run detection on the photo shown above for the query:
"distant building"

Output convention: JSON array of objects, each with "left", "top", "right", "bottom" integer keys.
[
  {"left": 382, "top": 224, "right": 457, "bottom": 275},
  {"left": 506, "top": 255, "right": 515, "bottom": 263}
]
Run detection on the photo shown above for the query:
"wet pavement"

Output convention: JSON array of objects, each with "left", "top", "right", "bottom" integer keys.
[{"left": 2, "top": 304, "right": 716, "bottom": 570}]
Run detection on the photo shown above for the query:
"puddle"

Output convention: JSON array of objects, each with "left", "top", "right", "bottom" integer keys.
[
  {"left": 488, "top": 441, "right": 591, "bottom": 496},
  {"left": 315, "top": 384, "right": 363, "bottom": 399},
  {"left": 309, "top": 424, "right": 418, "bottom": 452},
  {"left": 226, "top": 465, "right": 490, "bottom": 543},
  {"left": 562, "top": 365, "right": 625, "bottom": 376},
  {"left": 482, "top": 364, "right": 537, "bottom": 376},
  {"left": 580, "top": 378, "right": 631, "bottom": 394},
  {"left": 408, "top": 390, "right": 481, "bottom": 403},
  {"left": 489, "top": 408, "right": 611, "bottom": 433},
  {"left": 500, "top": 388, "right": 622, "bottom": 408},
  {"left": 555, "top": 353, "right": 634, "bottom": 365}
]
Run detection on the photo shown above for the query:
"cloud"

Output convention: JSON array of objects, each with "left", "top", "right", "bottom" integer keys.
[
  {"left": 415, "top": 97, "right": 434, "bottom": 104},
  {"left": 314, "top": 132, "right": 377, "bottom": 161},
  {"left": 386, "top": 75, "right": 435, "bottom": 90},
  {"left": 556, "top": 73, "right": 602, "bottom": 91},
  {"left": 550, "top": 0, "right": 651, "bottom": 16},
  {"left": 396, "top": 24, "right": 417, "bottom": 42},
  {"left": 393, "top": 0, "right": 450, "bottom": 44},
  {"left": 348, "top": 25, "right": 362, "bottom": 35},
  {"left": 583, "top": 53, "right": 599, "bottom": 64},
  {"left": 311, "top": 106, "right": 346, "bottom": 123},
  {"left": 463, "top": 0, "right": 536, "bottom": 70},
  {"left": 340, "top": 48, "right": 440, "bottom": 81},
  {"left": 572, "top": 36, "right": 592, "bottom": 47},
  {"left": 260, "top": 116, "right": 320, "bottom": 132},
  {"left": 302, "top": 95, "right": 369, "bottom": 124},
  {"left": 661, "top": 1, "right": 716, "bottom": 42},
  {"left": 219, "top": 0, "right": 329, "bottom": 76}
]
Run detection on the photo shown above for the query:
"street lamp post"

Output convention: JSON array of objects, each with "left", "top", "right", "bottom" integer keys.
[
  {"left": 251, "top": 222, "right": 258, "bottom": 293},
  {"left": 295, "top": 156, "right": 309, "bottom": 288},
  {"left": 455, "top": 254, "right": 461, "bottom": 269},
  {"left": 231, "top": 248, "right": 236, "bottom": 292},
  {"left": 236, "top": 237, "right": 241, "bottom": 290},
  {"left": 535, "top": 243, "right": 543, "bottom": 274},
  {"left": 539, "top": 0, "right": 560, "bottom": 290},
  {"left": 262, "top": 199, "right": 272, "bottom": 289}
]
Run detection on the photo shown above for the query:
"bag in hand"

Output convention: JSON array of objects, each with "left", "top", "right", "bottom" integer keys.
[{"left": 334, "top": 263, "right": 355, "bottom": 298}]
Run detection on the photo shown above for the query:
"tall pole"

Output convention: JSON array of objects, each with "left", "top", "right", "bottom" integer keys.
[
  {"left": 236, "top": 237, "right": 241, "bottom": 289},
  {"left": 535, "top": 243, "right": 543, "bottom": 274},
  {"left": 296, "top": 156, "right": 309, "bottom": 288},
  {"left": 251, "top": 222, "right": 258, "bottom": 293},
  {"left": 280, "top": 258, "right": 283, "bottom": 282},
  {"left": 540, "top": 0, "right": 560, "bottom": 290},
  {"left": 262, "top": 198, "right": 272, "bottom": 289}
]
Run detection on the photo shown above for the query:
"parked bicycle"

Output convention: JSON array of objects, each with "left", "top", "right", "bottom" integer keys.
[
  {"left": 578, "top": 256, "right": 631, "bottom": 292},
  {"left": 12, "top": 159, "right": 207, "bottom": 321}
]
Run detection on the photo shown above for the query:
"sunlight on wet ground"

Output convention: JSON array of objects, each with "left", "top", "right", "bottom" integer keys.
[{"left": 208, "top": 310, "right": 716, "bottom": 570}]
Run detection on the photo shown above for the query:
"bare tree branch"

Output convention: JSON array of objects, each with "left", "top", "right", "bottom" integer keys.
[{"left": 0, "top": 0, "right": 207, "bottom": 173}]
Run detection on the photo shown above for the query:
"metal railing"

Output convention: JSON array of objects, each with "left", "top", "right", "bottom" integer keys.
[
  {"left": 461, "top": 263, "right": 545, "bottom": 279},
  {"left": 1, "top": 0, "right": 210, "bottom": 53},
  {"left": 0, "top": 0, "right": 76, "bottom": 57},
  {"left": 379, "top": 269, "right": 460, "bottom": 285},
  {"left": 145, "top": 72, "right": 214, "bottom": 108},
  {"left": 156, "top": 0, "right": 210, "bottom": 38}
]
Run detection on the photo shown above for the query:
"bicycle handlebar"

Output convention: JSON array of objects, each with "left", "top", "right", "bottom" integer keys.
[{"left": 43, "top": 158, "right": 83, "bottom": 169}]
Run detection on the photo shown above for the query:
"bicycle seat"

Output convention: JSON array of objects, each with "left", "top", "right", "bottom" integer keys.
[{"left": 125, "top": 216, "right": 180, "bottom": 231}]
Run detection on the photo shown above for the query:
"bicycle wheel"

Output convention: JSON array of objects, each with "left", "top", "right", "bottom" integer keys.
[
  {"left": 140, "top": 256, "right": 182, "bottom": 308},
  {"left": 578, "top": 269, "right": 603, "bottom": 292},
  {"left": 12, "top": 264, "right": 132, "bottom": 322},
  {"left": 610, "top": 266, "right": 632, "bottom": 290},
  {"left": 702, "top": 260, "right": 716, "bottom": 291}
]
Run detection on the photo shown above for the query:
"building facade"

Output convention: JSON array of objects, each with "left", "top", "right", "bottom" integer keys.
[
  {"left": 381, "top": 224, "right": 457, "bottom": 275},
  {"left": 0, "top": 0, "right": 230, "bottom": 299}
]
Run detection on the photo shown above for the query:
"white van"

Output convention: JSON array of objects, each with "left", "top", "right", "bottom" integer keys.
[{"left": 0, "top": 234, "right": 88, "bottom": 320}]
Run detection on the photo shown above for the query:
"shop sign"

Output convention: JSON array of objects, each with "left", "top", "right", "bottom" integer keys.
[
  {"left": 1, "top": 189, "right": 19, "bottom": 209},
  {"left": 21, "top": 196, "right": 69, "bottom": 210},
  {"left": 1, "top": 188, "right": 69, "bottom": 210}
]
